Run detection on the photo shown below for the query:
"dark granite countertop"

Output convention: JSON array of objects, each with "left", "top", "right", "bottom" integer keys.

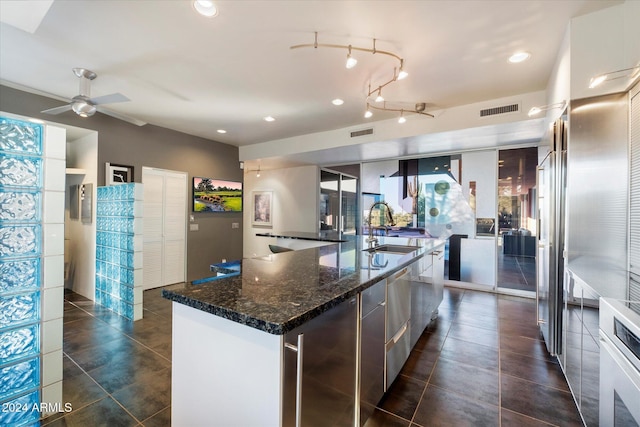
[
  {"left": 255, "top": 230, "right": 350, "bottom": 242},
  {"left": 162, "top": 235, "right": 445, "bottom": 335}
]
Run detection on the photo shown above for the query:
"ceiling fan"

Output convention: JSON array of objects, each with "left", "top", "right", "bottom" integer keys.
[{"left": 41, "top": 68, "right": 146, "bottom": 126}]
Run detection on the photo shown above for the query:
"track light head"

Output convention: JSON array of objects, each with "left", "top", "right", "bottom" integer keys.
[
  {"left": 397, "top": 60, "right": 408, "bottom": 80},
  {"left": 364, "top": 104, "right": 373, "bottom": 118},
  {"left": 375, "top": 88, "right": 384, "bottom": 103},
  {"left": 346, "top": 45, "right": 357, "bottom": 69}
]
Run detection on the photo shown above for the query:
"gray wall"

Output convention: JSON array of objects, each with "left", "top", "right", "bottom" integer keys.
[{"left": 1, "top": 85, "right": 243, "bottom": 281}]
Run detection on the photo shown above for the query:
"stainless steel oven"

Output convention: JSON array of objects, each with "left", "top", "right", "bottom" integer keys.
[{"left": 599, "top": 298, "right": 640, "bottom": 426}]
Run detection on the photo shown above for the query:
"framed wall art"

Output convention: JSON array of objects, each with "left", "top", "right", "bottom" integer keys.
[
  {"left": 106, "top": 163, "right": 134, "bottom": 185},
  {"left": 193, "top": 177, "right": 242, "bottom": 212},
  {"left": 252, "top": 191, "right": 273, "bottom": 227}
]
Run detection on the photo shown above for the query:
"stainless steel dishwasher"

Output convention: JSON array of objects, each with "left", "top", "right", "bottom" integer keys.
[
  {"left": 385, "top": 267, "right": 411, "bottom": 389},
  {"left": 360, "top": 279, "right": 386, "bottom": 424}
]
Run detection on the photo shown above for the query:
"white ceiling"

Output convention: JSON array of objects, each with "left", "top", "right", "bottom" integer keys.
[{"left": 0, "top": 0, "right": 621, "bottom": 163}]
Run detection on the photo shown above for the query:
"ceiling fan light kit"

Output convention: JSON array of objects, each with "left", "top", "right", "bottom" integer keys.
[
  {"left": 290, "top": 32, "right": 432, "bottom": 123},
  {"left": 71, "top": 97, "right": 97, "bottom": 117}
]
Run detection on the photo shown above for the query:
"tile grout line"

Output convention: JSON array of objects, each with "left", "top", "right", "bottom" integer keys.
[
  {"left": 62, "top": 293, "right": 172, "bottom": 425},
  {"left": 44, "top": 349, "right": 144, "bottom": 425},
  {"left": 66, "top": 297, "right": 172, "bottom": 364},
  {"left": 407, "top": 289, "right": 463, "bottom": 426}
]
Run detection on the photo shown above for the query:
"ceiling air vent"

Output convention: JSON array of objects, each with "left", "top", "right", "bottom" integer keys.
[
  {"left": 479, "top": 103, "right": 520, "bottom": 117},
  {"left": 350, "top": 128, "right": 374, "bottom": 138}
]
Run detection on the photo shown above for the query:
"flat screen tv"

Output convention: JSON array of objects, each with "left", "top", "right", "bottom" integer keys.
[{"left": 193, "top": 177, "right": 242, "bottom": 212}]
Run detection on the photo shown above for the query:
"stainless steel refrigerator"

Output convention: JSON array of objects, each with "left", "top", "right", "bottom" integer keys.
[{"left": 536, "top": 114, "right": 567, "bottom": 356}]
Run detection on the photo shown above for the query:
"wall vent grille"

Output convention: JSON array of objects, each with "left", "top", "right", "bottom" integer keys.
[
  {"left": 350, "top": 128, "right": 374, "bottom": 138},
  {"left": 480, "top": 103, "right": 519, "bottom": 117}
]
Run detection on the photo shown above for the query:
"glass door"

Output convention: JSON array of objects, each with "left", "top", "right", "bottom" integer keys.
[
  {"left": 320, "top": 170, "right": 340, "bottom": 231},
  {"left": 320, "top": 169, "right": 358, "bottom": 234},
  {"left": 496, "top": 147, "right": 538, "bottom": 293}
]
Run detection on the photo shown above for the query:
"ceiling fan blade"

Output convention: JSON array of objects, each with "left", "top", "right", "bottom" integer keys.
[
  {"left": 96, "top": 106, "right": 146, "bottom": 127},
  {"left": 41, "top": 104, "right": 72, "bottom": 115},
  {"left": 90, "top": 93, "right": 130, "bottom": 105}
]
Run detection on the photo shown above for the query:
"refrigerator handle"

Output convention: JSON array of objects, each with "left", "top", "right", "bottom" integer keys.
[
  {"left": 535, "top": 165, "right": 542, "bottom": 325},
  {"left": 285, "top": 333, "right": 304, "bottom": 427}
]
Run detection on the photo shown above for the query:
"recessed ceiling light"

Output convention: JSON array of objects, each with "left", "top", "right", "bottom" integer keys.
[
  {"left": 508, "top": 52, "right": 531, "bottom": 63},
  {"left": 193, "top": 0, "right": 218, "bottom": 17},
  {"left": 332, "top": 99, "right": 344, "bottom": 106},
  {"left": 217, "top": 129, "right": 226, "bottom": 134},
  {"left": 263, "top": 116, "right": 275, "bottom": 122}
]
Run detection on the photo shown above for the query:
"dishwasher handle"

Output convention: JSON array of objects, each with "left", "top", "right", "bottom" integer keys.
[
  {"left": 284, "top": 333, "right": 304, "bottom": 427},
  {"left": 386, "top": 321, "right": 409, "bottom": 351}
]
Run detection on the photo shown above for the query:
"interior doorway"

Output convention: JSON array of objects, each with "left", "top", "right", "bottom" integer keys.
[{"left": 496, "top": 147, "right": 538, "bottom": 293}]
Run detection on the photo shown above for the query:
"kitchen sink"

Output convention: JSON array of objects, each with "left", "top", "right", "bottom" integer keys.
[{"left": 363, "top": 244, "right": 420, "bottom": 254}]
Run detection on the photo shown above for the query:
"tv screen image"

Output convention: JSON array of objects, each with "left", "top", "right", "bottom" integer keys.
[{"left": 193, "top": 177, "right": 242, "bottom": 212}]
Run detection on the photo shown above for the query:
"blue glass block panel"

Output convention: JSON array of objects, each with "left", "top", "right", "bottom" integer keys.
[
  {"left": 119, "top": 285, "right": 133, "bottom": 302},
  {"left": 118, "top": 267, "right": 133, "bottom": 284},
  {"left": 0, "top": 324, "right": 39, "bottom": 365},
  {"left": 97, "top": 186, "right": 107, "bottom": 199},
  {"left": 123, "top": 303, "right": 134, "bottom": 320},
  {"left": 0, "top": 154, "right": 42, "bottom": 189},
  {"left": 0, "top": 389, "right": 40, "bottom": 427},
  {"left": 120, "top": 251, "right": 134, "bottom": 268},
  {"left": 0, "top": 292, "right": 40, "bottom": 331},
  {"left": 96, "top": 231, "right": 104, "bottom": 247},
  {"left": 0, "top": 259, "right": 40, "bottom": 294},
  {"left": 0, "top": 117, "right": 43, "bottom": 156},
  {"left": 0, "top": 190, "right": 41, "bottom": 223},
  {"left": 0, "top": 357, "right": 39, "bottom": 401},
  {"left": 0, "top": 225, "right": 41, "bottom": 259}
]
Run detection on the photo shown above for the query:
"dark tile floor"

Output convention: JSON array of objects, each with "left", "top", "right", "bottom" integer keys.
[
  {"left": 40, "top": 286, "right": 582, "bottom": 426},
  {"left": 497, "top": 253, "right": 536, "bottom": 292},
  {"left": 40, "top": 289, "right": 172, "bottom": 426}
]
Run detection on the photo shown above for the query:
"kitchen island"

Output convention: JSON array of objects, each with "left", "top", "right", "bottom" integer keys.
[{"left": 162, "top": 235, "right": 445, "bottom": 426}]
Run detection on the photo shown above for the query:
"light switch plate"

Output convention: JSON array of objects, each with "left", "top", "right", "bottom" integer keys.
[{"left": 190, "top": 223, "right": 199, "bottom": 231}]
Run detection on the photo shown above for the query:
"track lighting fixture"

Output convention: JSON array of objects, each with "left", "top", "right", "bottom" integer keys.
[
  {"left": 346, "top": 45, "right": 357, "bottom": 69},
  {"left": 527, "top": 101, "right": 566, "bottom": 117},
  {"left": 589, "top": 65, "right": 640, "bottom": 88},
  {"left": 291, "top": 32, "right": 434, "bottom": 124},
  {"left": 291, "top": 32, "right": 404, "bottom": 70},
  {"left": 365, "top": 102, "right": 434, "bottom": 119}
]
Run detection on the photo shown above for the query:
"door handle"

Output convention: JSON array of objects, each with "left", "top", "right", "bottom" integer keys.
[{"left": 285, "top": 334, "right": 304, "bottom": 427}]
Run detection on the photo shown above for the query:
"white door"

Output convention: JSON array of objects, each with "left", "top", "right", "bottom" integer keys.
[{"left": 143, "top": 167, "right": 188, "bottom": 289}]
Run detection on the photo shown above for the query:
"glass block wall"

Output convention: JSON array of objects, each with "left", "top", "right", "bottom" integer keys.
[
  {"left": 95, "top": 184, "right": 143, "bottom": 320},
  {"left": 0, "top": 116, "right": 65, "bottom": 425}
]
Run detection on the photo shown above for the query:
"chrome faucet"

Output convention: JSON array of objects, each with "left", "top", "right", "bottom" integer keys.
[{"left": 367, "top": 201, "right": 395, "bottom": 246}]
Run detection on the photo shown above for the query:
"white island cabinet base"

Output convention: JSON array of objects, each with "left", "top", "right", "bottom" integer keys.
[{"left": 172, "top": 302, "right": 283, "bottom": 426}]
